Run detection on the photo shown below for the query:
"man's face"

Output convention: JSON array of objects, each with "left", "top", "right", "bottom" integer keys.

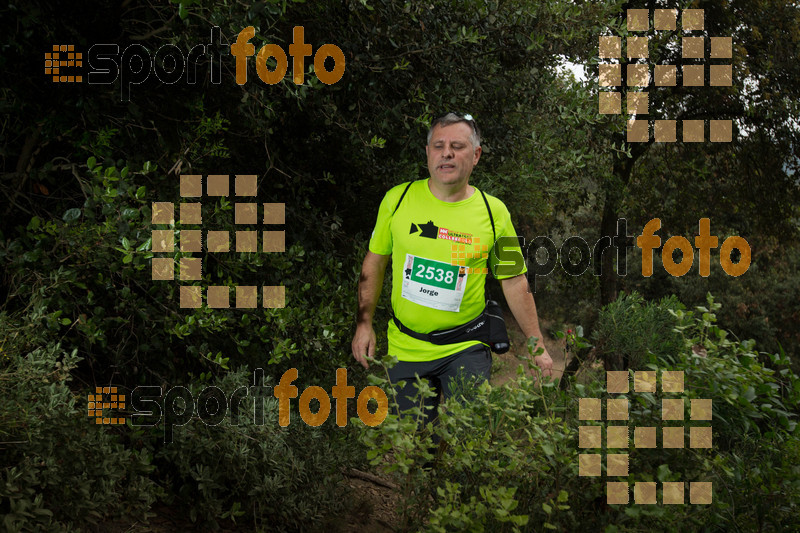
[{"left": 426, "top": 122, "right": 482, "bottom": 188}]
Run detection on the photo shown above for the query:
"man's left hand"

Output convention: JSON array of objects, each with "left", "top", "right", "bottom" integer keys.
[
  {"left": 526, "top": 335, "right": 553, "bottom": 378},
  {"left": 534, "top": 349, "right": 553, "bottom": 378}
]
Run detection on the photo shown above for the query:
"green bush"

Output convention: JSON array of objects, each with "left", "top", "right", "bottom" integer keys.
[
  {"left": 0, "top": 306, "right": 369, "bottom": 531},
  {"left": 0, "top": 313, "right": 157, "bottom": 532},
  {"left": 667, "top": 294, "right": 799, "bottom": 445},
  {"left": 625, "top": 241, "right": 800, "bottom": 374},
  {"left": 147, "top": 367, "right": 363, "bottom": 531},
  {"left": 592, "top": 291, "right": 684, "bottom": 370},
  {"left": 362, "top": 294, "right": 800, "bottom": 532},
  {"left": 0, "top": 173, "right": 370, "bottom": 531},
  {"left": 362, "top": 359, "right": 586, "bottom": 532},
  {"left": 0, "top": 160, "right": 361, "bottom": 385}
]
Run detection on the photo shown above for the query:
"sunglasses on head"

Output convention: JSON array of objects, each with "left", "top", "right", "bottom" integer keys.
[
  {"left": 429, "top": 112, "right": 481, "bottom": 144},
  {"left": 452, "top": 112, "right": 474, "bottom": 122}
]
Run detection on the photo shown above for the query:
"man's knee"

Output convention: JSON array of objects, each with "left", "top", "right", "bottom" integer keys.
[
  {"left": 441, "top": 345, "right": 491, "bottom": 399},
  {"left": 388, "top": 374, "right": 439, "bottom": 419}
]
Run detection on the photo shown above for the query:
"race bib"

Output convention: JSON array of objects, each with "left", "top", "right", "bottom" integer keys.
[{"left": 401, "top": 254, "right": 467, "bottom": 312}]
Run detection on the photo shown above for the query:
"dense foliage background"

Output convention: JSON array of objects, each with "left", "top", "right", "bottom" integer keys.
[{"left": 1, "top": 0, "right": 798, "bottom": 531}]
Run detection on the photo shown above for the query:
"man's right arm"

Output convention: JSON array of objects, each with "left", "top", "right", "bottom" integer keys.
[{"left": 351, "top": 251, "right": 391, "bottom": 368}]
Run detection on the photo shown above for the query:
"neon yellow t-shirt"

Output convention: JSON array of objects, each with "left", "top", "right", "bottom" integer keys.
[{"left": 368, "top": 179, "right": 527, "bottom": 362}]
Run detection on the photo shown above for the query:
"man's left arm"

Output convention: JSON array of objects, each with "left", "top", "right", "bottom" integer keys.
[{"left": 500, "top": 274, "right": 554, "bottom": 377}]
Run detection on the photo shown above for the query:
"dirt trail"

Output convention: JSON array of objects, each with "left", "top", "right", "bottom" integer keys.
[{"left": 489, "top": 309, "right": 567, "bottom": 386}]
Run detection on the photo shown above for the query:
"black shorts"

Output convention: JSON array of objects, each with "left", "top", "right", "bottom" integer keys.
[{"left": 386, "top": 343, "right": 491, "bottom": 422}]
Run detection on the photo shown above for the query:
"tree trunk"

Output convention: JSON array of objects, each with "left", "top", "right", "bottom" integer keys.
[
  {"left": 598, "top": 199, "right": 619, "bottom": 307},
  {"left": 598, "top": 142, "right": 641, "bottom": 371}
]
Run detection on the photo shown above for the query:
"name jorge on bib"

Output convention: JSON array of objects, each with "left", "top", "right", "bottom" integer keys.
[{"left": 402, "top": 254, "right": 467, "bottom": 312}]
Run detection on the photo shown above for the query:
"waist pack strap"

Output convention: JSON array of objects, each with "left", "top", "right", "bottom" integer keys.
[
  {"left": 392, "top": 307, "right": 488, "bottom": 346},
  {"left": 392, "top": 315, "right": 433, "bottom": 342}
]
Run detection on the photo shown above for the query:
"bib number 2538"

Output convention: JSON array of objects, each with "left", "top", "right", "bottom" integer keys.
[{"left": 401, "top": 254, "right": 466, "bottom": 312}]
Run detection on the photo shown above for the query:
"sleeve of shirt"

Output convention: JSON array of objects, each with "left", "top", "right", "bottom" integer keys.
[
  {"left": 368, "top": 184, "right": 406, "bottom": 256},
  {"left": 488, "top": 198, "right": 528, "bottom": 280}
]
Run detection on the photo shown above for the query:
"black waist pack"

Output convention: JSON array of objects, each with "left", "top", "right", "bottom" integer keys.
[{"left": 392, "top": 300, "right": 510, "bottom": 354}]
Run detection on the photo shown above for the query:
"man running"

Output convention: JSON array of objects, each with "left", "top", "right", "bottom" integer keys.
[{"left": 351, "top": 112, "right": 553, "bottom": 421}]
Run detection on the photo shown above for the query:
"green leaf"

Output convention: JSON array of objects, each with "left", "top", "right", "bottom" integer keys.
[
  {"left": 624, "top": 506, "right": 641, "bottom": 518},
  {"left": 743, "top": 386, "right": 756, "bottom": 402},
  {"left": 63, "top": 208, "right": 81, "bottom": 222}
]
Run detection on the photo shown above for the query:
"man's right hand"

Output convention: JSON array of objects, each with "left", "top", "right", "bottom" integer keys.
[
  {"left": 352, "top": 251, "right": 389, "bottom": 369},
  {"left": 351, "top": 322, "right": 376, "bottom": 369}
]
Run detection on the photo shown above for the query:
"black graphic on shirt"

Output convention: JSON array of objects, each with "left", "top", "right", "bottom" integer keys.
[{"left": 408, "top": 220, "right": 472, "bottom": 244}]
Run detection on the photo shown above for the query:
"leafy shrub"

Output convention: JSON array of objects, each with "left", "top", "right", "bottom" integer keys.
[
  {"left": 362, "top": 359, "right": 586, "bottom": 532},
  {"left": 667, "top": 294, "right": 799, "bottom": 445},
  {"left": 649, "top": 294, "right": 799, "bottom": 530},
  {"left": 0, "top": 167, "right": 368, "bottom": 530},
  {"left": 592, "top": 291, "right": 684, "bottom": 370},
  {"left": 0, "top": 313, "right": 157, "bottom": 532},
  {"left": 626, "top": 242, "right": 800, "bottom": 374},
  {"left": 362, "top": 294, "right": 800, "bottom": 532},
  {"left": 0, "top": 308, "right": 368, "bottom": 532},
  {"left": 147, "top": 367, "right": 363, "bottom": 531},
  {"left": 0, "top": 159, "right": 361, "bottom": 386}
]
